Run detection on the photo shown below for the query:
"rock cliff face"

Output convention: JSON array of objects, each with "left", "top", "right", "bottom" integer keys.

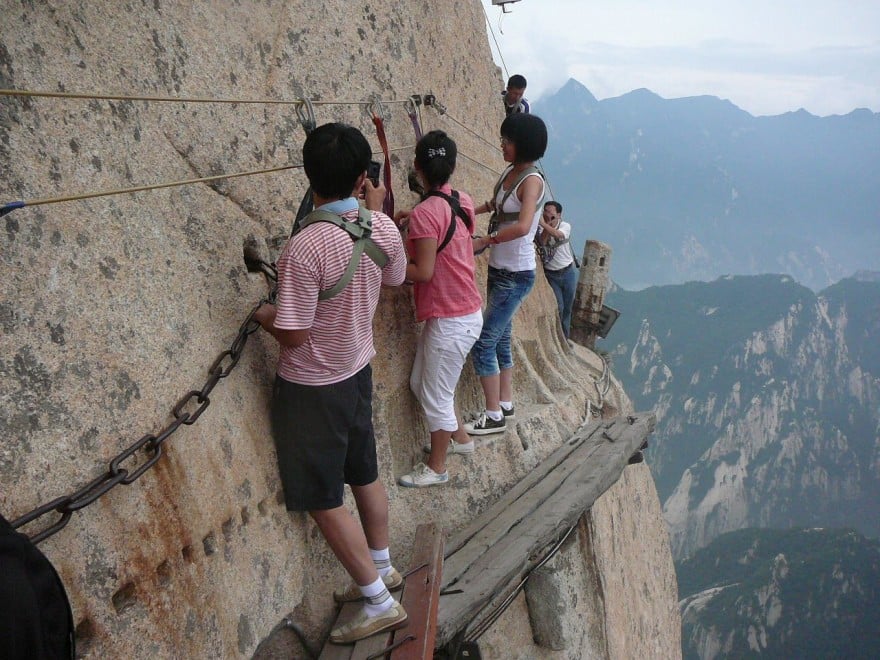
[{"left": 1, "top": 2, "right": 678, "bottom": 657}]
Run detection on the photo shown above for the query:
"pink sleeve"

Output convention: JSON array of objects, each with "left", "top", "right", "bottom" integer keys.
[{"left": 372, "top": 212, "right": 407, "bottom": 287}]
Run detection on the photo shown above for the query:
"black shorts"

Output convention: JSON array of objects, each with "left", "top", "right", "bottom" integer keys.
[{"left": 270, "top": 364, "right": 379, "bottom": 511}]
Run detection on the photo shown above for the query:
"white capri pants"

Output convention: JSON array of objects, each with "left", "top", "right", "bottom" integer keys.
[{"left": 410, "top": 310, "right": 483, "bottom": 432}]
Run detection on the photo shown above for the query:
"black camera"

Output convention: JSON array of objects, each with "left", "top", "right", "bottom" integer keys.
[{"left": 367, "top": 160, "right": 381, "bottom": 187}]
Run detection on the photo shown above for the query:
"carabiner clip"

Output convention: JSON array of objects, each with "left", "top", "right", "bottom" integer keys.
[
  {"left": 366, "top": 99, "right": 390, "bottom": 124},
  {"left": 295, "top": 98, "right": 316, "bottom": 135}
]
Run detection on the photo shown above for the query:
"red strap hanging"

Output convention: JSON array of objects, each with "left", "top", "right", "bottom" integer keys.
[{"left": 370, "top": 106, "right": 394, "bottom": 218}]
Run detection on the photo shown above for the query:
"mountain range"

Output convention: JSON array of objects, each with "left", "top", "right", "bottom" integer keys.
[
  {"left": 599, "top": 273, "right": 880, "bottom": 559},
  {"left": 534, "top": 79, "right": 880, "bottom": 291},
  {"left": 677, "top": 527, "right": 880, "bottom": 659}
]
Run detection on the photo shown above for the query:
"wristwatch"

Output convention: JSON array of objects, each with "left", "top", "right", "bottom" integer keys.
[{"left": 488, "top": 230, "right": 500, "bottom": 245}]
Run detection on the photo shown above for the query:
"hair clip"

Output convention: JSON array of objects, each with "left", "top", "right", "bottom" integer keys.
[{"left": 427, "top": 147, "right": 446, "bottom": 158}]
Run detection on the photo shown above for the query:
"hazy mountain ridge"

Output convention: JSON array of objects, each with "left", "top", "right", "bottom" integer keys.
[
  {"left": 600, "top": 274, "right": 880, "bottom": 558},
  {"left": 677, "top": 527, "right": 880, "bottom": 659},
  {"left": 535, "top": 79, "right": 880, "bottom": 290}
]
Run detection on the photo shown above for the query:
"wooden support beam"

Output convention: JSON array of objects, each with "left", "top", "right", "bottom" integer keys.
[
  {"left": 391, "top": 523, "right": 444, "bottom": 659},
  {"left": 435, "top": 413, "right": 655, "bottom": 648}
]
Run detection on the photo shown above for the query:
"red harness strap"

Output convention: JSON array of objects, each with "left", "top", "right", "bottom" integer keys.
[{"left": 371, "top": 112, "right": 395, "bottom": 218}]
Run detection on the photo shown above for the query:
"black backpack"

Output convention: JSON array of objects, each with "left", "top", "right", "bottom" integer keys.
[
  {"left": 0, "top": 514, "right": 75, "bottom": 659},
  {"left": 423, "top": 189, "right": 473, "bottom": 253}
]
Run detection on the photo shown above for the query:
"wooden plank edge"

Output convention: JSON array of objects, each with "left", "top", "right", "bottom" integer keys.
[
  {"left": 391, "top": 523, "right": 444, "bottom": 659},
  {"left": 436, "top": 414, "right": 656, "bottom": 644}
]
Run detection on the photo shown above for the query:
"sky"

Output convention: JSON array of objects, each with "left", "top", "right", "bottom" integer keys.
[{"left": 480, "top": 0, "right": 880, "bottom": 117}]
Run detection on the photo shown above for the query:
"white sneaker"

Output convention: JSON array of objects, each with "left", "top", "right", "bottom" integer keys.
[
  {"left": 398, "top": 462, "right": 449, "bottom": 488},
  {"left": 422, "top": 438, "right": 475, "bottom": 455}
]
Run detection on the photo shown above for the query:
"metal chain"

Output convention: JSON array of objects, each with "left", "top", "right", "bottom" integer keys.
[{"left": 11, "top": 275, "right": 277, "bottom": 544}]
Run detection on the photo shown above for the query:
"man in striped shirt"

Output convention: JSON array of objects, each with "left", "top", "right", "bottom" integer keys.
[{"left": 254, "top": 123, "right": 407, "bottom": 644}]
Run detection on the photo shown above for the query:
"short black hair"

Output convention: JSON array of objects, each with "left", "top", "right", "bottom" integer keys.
[
  {"left": 544, "top": 200, "right": 562, "bottom": 214},
  {"left": 302, "top": 122, "right": 371, "bottom": 199},
  {"left": 507, "top": 74, "right": 527, "bottom": 90},
  {"left": 414, "top": 130, "right": 457, "bottom": 188},
  {"left": 500, "top": 113, "right": 547, "bottom": 163}
]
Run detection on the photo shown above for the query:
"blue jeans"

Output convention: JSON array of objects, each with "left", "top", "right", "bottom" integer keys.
[
  {"left": 544, "top": 263, "right": 578, "bottom": 337},
  {"left": 471, "top": 267, "right": 536, "bottom": 377}
]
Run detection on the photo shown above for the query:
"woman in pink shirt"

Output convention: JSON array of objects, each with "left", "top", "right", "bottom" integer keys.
[{"left": 396, "top": 131, "right": 483, "bottom": 488}]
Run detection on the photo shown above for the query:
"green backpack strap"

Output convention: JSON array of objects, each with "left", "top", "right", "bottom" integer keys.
[
  {"left": 489, "top": 165, "right": 543, "bottom": 230},
  {"left": 297, "top": 207, "right": 388, "bottom": 300}
]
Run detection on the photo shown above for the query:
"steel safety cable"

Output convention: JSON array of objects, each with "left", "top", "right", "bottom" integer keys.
[
  {"left": 436, "top": 109, "right": 556, "bottom": 197},
  {"left": 440, "top": 111, "right": 503, "bottom": 155},
  {"left": 481, "top": 1, "right": 511, "bottom": 80},
  {"left": 0, "top": 88, "right": 413, "bottom": 107},
  {"left": 382, "top": 144, "right": 417, "bottom": 154},
  {"left": 1, "top": 144, "right": 418, "bottom": 217},
  {"left": 457, "top": 150, "right": 503, "bottom": 177},
  {"left": 0, "top": 164, "right": 304, "bottom": 217},
  {"left": 475, "top": 5, "right": 562, "bottom": 203}
]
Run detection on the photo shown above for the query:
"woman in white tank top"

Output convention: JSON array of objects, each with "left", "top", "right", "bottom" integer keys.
[{"left": 466, "top": 113, "right": 548, "bottom": 436}]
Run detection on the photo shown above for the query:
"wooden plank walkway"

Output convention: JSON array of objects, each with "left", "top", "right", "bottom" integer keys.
[
  {"left": 319, "top": 523, "right": 444, "bottom": 660},
  {"left": 435, "top": 412, "right": 655, "bottom": 648}
]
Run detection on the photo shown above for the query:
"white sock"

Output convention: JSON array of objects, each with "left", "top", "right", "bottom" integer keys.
[
  {"left": 485, "top": 409, "right": 503, "bottom": 422},
  {"left": 359, "top": 576, "right": 394, "bottom": 616},
  {"left": 499, "top": 401, "right": 513, "bottom": 411},
  {"left": 369, "top": 547, "right": 392, "bottom": 577}
]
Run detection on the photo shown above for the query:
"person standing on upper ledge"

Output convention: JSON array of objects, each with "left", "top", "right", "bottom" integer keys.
[
  {"left": 537, "top": 200, "right": 579, "bottom": 338},
  {"left": 502, "top": 74, "right": 530, "bottom": 116},
  {"left": 468, "top": 113, "right": 547, "bottom": 436}
]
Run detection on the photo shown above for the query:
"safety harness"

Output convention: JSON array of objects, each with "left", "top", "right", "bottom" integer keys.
[
  {"left": 295, "top": 207, "right": 388, "bottom": 300},
  {"left": 487, "top": 164, "right": 543, "bottom": 234}
]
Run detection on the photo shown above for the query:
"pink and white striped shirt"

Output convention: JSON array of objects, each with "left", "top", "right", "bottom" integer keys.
[{"left": 273, "top": 206, "right": 406, "bottom": 385}]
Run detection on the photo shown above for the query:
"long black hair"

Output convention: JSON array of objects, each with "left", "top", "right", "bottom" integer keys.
[{"left": 414, "top": 130, "right": 457, "bottom": 189}]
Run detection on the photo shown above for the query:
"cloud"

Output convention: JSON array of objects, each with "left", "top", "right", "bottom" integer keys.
[{"left": 481, "top": 0, "right": 880, "bottom": 116}]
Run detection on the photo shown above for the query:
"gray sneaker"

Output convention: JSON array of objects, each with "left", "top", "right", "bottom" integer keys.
[
  {"left": 422, "top": 439, "right": 475, "bottom": 455},
  {"left": 463, "top": 412, "right": 506, "bottom": 436},
  {"left": 398, "top": 462, "right": 449, "bottom": 488}
]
